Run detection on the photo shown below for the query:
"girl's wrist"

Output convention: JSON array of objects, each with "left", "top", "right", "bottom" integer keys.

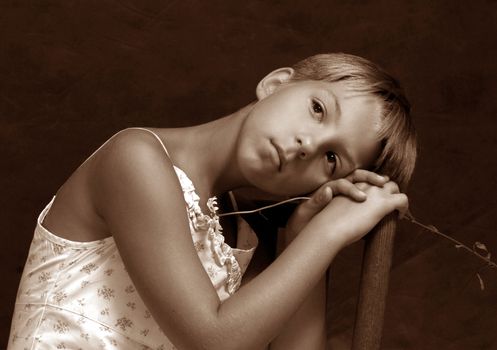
[{"left": 297, "top": 220, "right": 347, "bottom": 258}]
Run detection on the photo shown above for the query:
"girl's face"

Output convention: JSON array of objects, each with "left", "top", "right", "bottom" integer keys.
[{"left": 236, "top": 75, "right": 382, "bottom": 197}]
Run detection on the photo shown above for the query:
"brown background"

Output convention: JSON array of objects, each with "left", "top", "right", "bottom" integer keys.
[{"left": 2, "top": 0, "right": 497, "bottom": 348}]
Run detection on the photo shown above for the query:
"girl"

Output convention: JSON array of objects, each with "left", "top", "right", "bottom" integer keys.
[{"left": 8, "top": 53, "right": 416, "bottom": 349}]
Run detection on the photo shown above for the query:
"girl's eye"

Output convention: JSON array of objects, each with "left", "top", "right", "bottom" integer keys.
[
  {"left": 311, "top": 99, "right": 324, "bottom": 121},
  {"left": 326, "top": 151, "right": 337, "bottom": 173},
  {"left": 326, "top": 151, "right": 336, "bottom": 164}
]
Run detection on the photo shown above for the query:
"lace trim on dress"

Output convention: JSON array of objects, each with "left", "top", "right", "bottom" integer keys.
[{"left": 174, "top": 167, "right": 242, "bottom": 295}]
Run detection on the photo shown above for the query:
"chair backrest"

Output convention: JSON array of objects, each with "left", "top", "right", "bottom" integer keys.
[{"left": 352, "top": 214, "right": 397, "bottom": 350}]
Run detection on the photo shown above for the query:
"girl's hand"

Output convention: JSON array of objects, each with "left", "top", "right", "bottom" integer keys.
[
  {"left": 308, "top": 180, "right": 408, "bottom": 250},
  {"left": 284, "top": 169, "right": 390, "bottom": 245}
]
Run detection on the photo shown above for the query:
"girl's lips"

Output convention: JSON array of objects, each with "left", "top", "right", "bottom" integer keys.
[{"left": 271, "top": 140, "right": 287, "bottom": 172}]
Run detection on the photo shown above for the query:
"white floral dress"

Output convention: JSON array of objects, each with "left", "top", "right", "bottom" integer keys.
[{"left": 7, "top": 128, "right": 258, "bottom": 349}]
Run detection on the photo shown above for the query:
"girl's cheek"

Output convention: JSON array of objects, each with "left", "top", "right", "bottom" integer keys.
[
  {"left": 298, "top": 171, "right": 325, "bottom": 193},
  {"left": 286, "top": 180, "right": 319, "bottom": 197}
]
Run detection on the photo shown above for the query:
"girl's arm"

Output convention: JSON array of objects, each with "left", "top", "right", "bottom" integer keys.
[
  {"left": 269, "top": 173, "right": 387, "bottom": 350},
  {"left": 269, "top": 274, "right": 327, "bottom": 349},
  {"left": 91, "top": 129, "right": 407, "bottom": 350}
]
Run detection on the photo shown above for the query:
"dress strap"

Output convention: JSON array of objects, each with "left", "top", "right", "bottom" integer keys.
[
  {"left": 127, "top": 127, "right": 170, "bottom": 158},
  {"left": 77, "top": 127, "right": 170, "bottom": 169}
]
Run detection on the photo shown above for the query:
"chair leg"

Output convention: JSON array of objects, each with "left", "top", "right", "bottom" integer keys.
[{"left": 352, "top": 215, "right": 397, "bottom": 350}]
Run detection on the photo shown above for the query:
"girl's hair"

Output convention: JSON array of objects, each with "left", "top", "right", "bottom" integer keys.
[{"left": 290, "top": 53, "right": 417, "bottom": 190}]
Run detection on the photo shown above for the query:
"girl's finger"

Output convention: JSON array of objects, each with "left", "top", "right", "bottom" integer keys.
[
  {"left": 346, "top": 169, "right": 389, "bottom": 186},
  {"left": 330, "top": 179, "right": 367, "bottom": 202},
  {"left": 383, "top": 180, "right": 400, "bottom": 194},
  {"left": 306, "top": 185, "right": 333, "bottom": 212},
  {"left": 285, "top": 186, "right": 334, "bottom": 244},
  {"left": 292, "top": 186, "right": 333, "bottom": 224},
  {"left": 391, "top": 193, "right": 409, "bottom": 218}
]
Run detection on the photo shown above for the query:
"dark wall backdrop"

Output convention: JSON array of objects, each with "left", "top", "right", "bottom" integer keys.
[{"left": 2, "top": 1, "right": 497, "bottom": 348}]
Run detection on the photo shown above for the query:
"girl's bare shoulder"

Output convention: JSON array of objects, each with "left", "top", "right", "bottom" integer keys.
[
  {"left": 42, "top": 128, "right": 179, "bottom": 242},
  {"left": 93, "top": 128, "right": 172, "bottom": 173},
  {"left": 90, "top": 128, "right": 172, "bottom": 176},
  {"left": 89, "top": 128, "right": 185, "bottom": 224}
]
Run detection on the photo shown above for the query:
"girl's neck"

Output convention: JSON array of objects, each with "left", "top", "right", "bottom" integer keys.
[{"left": 159, "top": 103, "right": 255, "bottom": 201}]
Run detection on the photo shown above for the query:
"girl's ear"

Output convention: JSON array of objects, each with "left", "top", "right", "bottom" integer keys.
[{"left": 256, "top": 67, "right": 295, "bottom": 100}]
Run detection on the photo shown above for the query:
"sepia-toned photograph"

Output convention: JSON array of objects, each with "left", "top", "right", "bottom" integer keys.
[{"left": 2, "top": 1, "right": 496, "bottom": 349}]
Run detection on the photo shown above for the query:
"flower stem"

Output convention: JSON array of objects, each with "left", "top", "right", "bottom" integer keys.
[{"left": 403, "top": 211, "right": 497, "bottom": 269}]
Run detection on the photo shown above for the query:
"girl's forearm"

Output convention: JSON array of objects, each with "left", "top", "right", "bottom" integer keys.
[
  {"left": 269, "top": 228, "right": 327, "bottom": 349},
  {"left": 269, "top": 276, "right": 327, "bottom": 349},
  {"left": 205, "top": 226, "right": 339, "bottom": 350},
  {"left": 206, "top": 183, "right": 403, "bottom": 349}
]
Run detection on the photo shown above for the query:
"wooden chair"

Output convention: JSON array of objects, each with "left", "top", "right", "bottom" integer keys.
[{"left": 351, "top": 214, "right": 397, "bottom": 349}]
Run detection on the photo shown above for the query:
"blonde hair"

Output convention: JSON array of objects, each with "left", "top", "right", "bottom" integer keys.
[{"left": 290, "top": 53, "right": 417, "bottom": 190}]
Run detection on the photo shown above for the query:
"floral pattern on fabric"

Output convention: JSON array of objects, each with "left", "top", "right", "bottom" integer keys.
[{"left": 7, "top": 166, "right": 258, "bottom": 349}]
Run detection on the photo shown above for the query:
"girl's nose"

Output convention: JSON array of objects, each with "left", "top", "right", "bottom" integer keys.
[{"left": 296, "top": 135, "right": 315, "bottom": 159}]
